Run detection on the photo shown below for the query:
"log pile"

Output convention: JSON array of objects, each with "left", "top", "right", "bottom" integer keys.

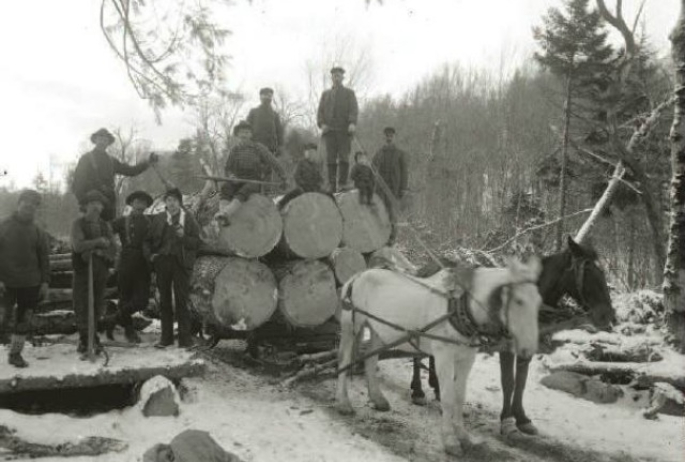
[{"left": 180, "top": 187, "right": 392, "bottom": 342}]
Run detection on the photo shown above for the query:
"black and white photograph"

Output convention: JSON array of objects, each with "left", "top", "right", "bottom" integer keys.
[{"left": 0, "top": 0, "right": 683, "bottom": 461}]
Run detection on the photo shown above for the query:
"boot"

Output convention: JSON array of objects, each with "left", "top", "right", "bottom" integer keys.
[
  {"left": 338, "top": 162, "right": 350, "bottom": 191},
  {"left": 77, "top": 333, "right": 87, "bottom": 354},
  {"left": 214, "top": 199, "right": 242, "bottom": 226},
  {"left": 124, "top": 325, "right": 141, "bottom": 344},
  {"left": 327, "top": 163, "right": 338, "bottom": 193},
  {"left": 8, "top": 335, "right": 28, "bottom": 368}
]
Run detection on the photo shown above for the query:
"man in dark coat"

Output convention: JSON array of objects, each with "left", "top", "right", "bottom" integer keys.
[
  {"left": 246, "top": 87, "right": 284, "bottom": 156},
  {"left": 350, "top": 151, "right": 375, "bottom": 205},
  {"left": 145, "top": 188, "right": 201, "bottom": 349},
  {"left": 317, "top": 66, "right": 359, "bottom": 192},
  {"left": 72, "top": 128, "right": 158, "bottom": 221},
  {"left": 70, "top": 190, "right": 117, "bottom": 356},
  {"left": 0, "top": 190, "right": 50, "bottom": 367},
  {"left": 373, "top": 127, "right": 409, "bottom": 243},
  {"left": 111, "top": 190, "right": 153, "bottom": 343},
  {"left": 214, "top": 121, "right": 287, "bottom": 225}
]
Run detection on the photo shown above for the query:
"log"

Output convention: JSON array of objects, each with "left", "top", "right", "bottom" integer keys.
[
  {"left": 278, "top": 193, "right": 343, "bottom": 259},
  {"left": 190, "top": 256, "right": 278, "bottom": 331},
  {"left": 549, "top": 361, "right": 685, "bottom": 391},
  {"left": 49, "top": 271, "right": 73, "bottom": 289},
  {"left": 212, "top": 194, "right": 283, "bottom": 258},
  {"left": 330, "top": 247, "right": 366, "bottom": 285},
  {"left": 43, "top": 287, "right": 117, "bottom": 303},
  {"left": 584, "top": 343, "right": 664, "bottom": 363},
  {"left": 49, "top": 259, "right": 73, "bottom": 271},
  {"left": 335, "top": 191, "right": 392, "bottom": 253},
  {"left": 275, "top": 260, "right": 338, "bottom": 328}
]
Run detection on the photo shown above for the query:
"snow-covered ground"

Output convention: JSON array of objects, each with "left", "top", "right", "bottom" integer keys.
[{"left": 1, "top": 343, "right": 682, "bottom": 462}]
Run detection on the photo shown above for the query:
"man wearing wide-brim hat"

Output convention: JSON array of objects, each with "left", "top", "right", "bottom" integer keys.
[
  {"left": 316, "top": 66, "right": 359, "bottom": 192},
  {"left": 70, "top": 189, "right": 117, "bottom": 356},
  {"left": 110, "top": 190, "right": 154, "bottom": 343},
  {"left": 71, "top": 128, "right": 159, "bottom": 222}
]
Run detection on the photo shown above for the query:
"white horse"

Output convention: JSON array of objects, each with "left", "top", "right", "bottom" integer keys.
[{"left": 335, "top": 257, "right": 542, "bottom": 457}]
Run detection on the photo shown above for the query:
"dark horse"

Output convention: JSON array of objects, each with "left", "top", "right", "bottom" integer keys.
[{"left": 409, "top": 236, "right": 616, "bottom": 437}]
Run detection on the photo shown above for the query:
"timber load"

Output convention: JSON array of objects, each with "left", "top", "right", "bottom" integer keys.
[{"left": 335, "top": 191, "right": 392, "bottom": 253}]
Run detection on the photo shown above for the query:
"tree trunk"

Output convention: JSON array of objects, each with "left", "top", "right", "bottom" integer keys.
[
  {"left": 556, "top": 75, "right": 573, "bottom": 251},
  {"left": 329, "top": 247, "right": 366, "bottom": 285},
  {"left": 278, "top": 193, "right": 343, "bottom": 259},
  {"left": 665, "top": 2, "right": 685, "bottom": 351},
  {"left": 189, "top": 256, "right": 278, "bottom": 331},
  {"left": 335, "top": 191, "right": 392, "bottom": 253},
  {"left": 574, "top": 162, "right": 625, "bottom": 244},
  {"left": 274, "top": 260, "right": 338, "bottom": 328}
]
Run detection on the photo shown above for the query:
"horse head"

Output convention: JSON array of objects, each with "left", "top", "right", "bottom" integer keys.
[
  {"left": 565, "top": 237, "right": 615, "bottom": 331},
  {"left": 501, "top": 256, "right": 543, "bottom": 359}
]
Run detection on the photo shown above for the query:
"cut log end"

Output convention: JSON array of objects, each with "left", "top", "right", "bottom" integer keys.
[
  {"left": 280, "top": 193, "right": 343, "bottom": 259},
  {"left": 330, "top": 247, "right": 366, "bottom": 285},
  {"left": 336, "top": 191, "right": 391, "bottom": 253},
  {"left": 217, "top": 194, "right": 283, "bottom": 258},
  {"left": 277, "top": 260, "right": 338, "bottom": 328}
]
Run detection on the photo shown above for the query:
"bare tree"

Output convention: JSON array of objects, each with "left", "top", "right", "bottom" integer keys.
[{"left": 110, "top": 126, "right": 152, "bottom": 201}]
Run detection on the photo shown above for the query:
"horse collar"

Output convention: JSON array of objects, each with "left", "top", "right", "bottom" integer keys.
[{"left": 447, "top": 289, "right": 507, "bottom": 344}]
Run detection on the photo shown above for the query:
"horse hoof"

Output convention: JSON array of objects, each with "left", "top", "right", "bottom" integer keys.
[
  {"left": 336, "top": 403, "right": 355, "bottom": 416},
  {"left": 411, "top": 395, "right": 428, "bottom": 406},
  {"left": 443, "top": 443, "right": 463, "bottom": 457},
  {"left": 371, "top": 399, "right": 391, "bottom": 412},
  {"left": 517, "top": 422, "right": 539, "bottom": 436},
  {"left": 500, "top": 417, "right": 526, "bottom": 441}
]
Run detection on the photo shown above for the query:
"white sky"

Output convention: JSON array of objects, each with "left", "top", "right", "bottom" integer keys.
[{"left": 0, "top": 0, "right": 677, "bottom": 191}]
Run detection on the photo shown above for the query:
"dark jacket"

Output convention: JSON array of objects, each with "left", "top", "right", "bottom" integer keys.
[
  {"left": 0, "top": 213, "right": 50, "bottom": 288},
  {"left": 317, "top": 86, "right": 358, "bottom": 131},
  {"left": 145, "top": 210, "right": 201, "bottom": 272},
  {"left": 72, "top": 149, "right": 149, "bottom": 210},
  {"left": 70, "top": 215, "right": 117, "bottom": 271},
  {"left": 373, "top": 144, "right": 409, "bottom": 199},
  {"left": 112, "top": 213, "right": 151, "bottom": 262},
  {"left": 246, "top": 105, "right": 284, "bottom": 153}
]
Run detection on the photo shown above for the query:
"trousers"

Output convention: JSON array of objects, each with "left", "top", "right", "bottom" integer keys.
[{"left": 154, "top": 255, "right": 191, "bottom": 345}]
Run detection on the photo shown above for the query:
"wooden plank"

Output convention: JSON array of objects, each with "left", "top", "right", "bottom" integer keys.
[{"left": 0, "top": 344, "right": 205, "bottom": 394}]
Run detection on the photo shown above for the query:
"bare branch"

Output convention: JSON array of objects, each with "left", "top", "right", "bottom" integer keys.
[{"left": 596, "top": 0, "right": 637, "bottom": 56}]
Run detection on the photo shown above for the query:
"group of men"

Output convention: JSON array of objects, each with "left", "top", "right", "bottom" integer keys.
[{"left": 0, "top": 65, "right": 409, "bottom": 368}]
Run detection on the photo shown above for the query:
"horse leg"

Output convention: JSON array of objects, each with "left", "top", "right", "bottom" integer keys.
[
  {"left": 335, "top": 310, "right": 356, "bottom": 415},
  {"left": 499, "top": 350, "right": 519, "bottom": 438},
  {"left": 410, "top": 357, "right": 428, "bottom": 406},
  {"left": 428, "top": 355, "right": 441, "bottom": 401},
  {"left": 365, "top": 330, "right": 390, "bottom": 411},
  {"left": 433, "top": 345, "right": 462, "bottom": 456},
  {"left": 512, "top": 355, "right": 538, "bottom": 435},
  {"left": 452, "top": 350, "right": 477, "bottom": 448}
]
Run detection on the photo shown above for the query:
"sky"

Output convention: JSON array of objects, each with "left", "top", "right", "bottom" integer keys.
[{"left": 0, "top": 0, "right": 677, "bottom": 191}]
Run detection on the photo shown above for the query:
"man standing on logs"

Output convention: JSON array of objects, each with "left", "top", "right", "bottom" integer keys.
[
  {"left": 146, "top": 188, "right": 201, "bottom": 349},
  {"left": 110, "top": 191, "right": 153, "bottom": 343},
  {"left": 317, "top": 66, "right": 359, "bottom": 193},
  {"left": 72, "top": 128, "right": 159, "bottom": 222},
  {"left": 214, "top": 121, "right": 287, "bottom": 225},
  {"left": 246, "top": 88, "right": 284, "bottom": 157},
  {"left": 373, "top": 127, "right": 409, "bottom": 244},
  {"left": 0, "top": 190, "right": 50, "bottom": 368},
  {"left": 70, "top": 190, "right": 117, "bottom": 356}
]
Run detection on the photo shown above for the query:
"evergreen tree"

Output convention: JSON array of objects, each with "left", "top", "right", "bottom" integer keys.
[{"left": 533, "top": 0, "right": 613, "bottom": 250}]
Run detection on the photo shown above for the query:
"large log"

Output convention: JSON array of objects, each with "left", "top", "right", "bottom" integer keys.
[
  {"left": 49, "top": 259, "right": 73, "bottom": 271},
  {"left": 275, "top": 260, "right": 338, "bottom": 328},
  {"left": 190, "top": 256, "right": 278, "bottom": 331},
  {"left": 330, "top": 247, "right": 366, "bottom": 285},
  {"left": 335, "top": 191, "right": 391, "bottom": 253},
  {"left": 278, "top": 193, "right": 343, "bottom": 259}
]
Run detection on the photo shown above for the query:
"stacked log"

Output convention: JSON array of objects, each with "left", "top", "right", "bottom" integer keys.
[
  {"left": 336, "top": 191, "right": 392, "bottom": 253},
  {"left": 329, "top": 247, "right": 366, "bottom": 285}
]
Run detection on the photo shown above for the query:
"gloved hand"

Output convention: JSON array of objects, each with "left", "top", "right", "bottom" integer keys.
[
  {"left": 321, "top": 124, "right": 331, "bottom": 135},
  {"left": 348, "top": 123, "right": 356, "bottom": 135}
]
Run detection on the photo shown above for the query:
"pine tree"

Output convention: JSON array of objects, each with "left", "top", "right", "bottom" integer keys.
[{"left": 533, "top": 0, "right": 613, "bottom": 250}]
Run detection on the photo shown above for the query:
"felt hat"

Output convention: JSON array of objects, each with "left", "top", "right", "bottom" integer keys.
[
  {"left": 17, "top": 189, "right": 41, "bottom": 204},
  {"left": 90, "top": 128, "right": 116, "bottom": 145},
  {"left": 259, "top": 87, "right": 274, "bottom": 95},
  {"left": 125, "top": 190, "right": 154, "bottom": 207},
  {"left": 84, "top": 190, "right": 110, "bottom": 206},
  {"left": 163, "top": 187, "right": 183, "bottom": 203},
  {"left": 233, "top": 120, "right": 253, "bottom": 135},
  {"left": 330, "top": 66, "right": 345, "bottom": 74},
  {"left": 383, "top": 126, "right": 396, "bottom": 135}
]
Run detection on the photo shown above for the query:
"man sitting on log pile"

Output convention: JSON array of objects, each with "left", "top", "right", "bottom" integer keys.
[
  {"left": 0, "top": 190, "right": 51, "bottom": 368},
  {"left": 214, "top": 121, "right": 287, "bottom": 225},
  {"left": 350, "top": 150, "right": 375, "bottom": 205},
  {"left": 373, "top": 126, "right": 409, "bottom": 244},
  {"left": 279, "top": 142, "right": 333, "bottom": 209},
  {"left": 70, "top": 190, "right": 117, "bottom": 357},
  {"left": 110, "top": 190, "right": 154, "bottom": 344},
  {"left": 146, "top": 188, "right": 201, "bottom": 349},
  {"left": 72, "top": 128, "right": 158, "bottom": 222}
]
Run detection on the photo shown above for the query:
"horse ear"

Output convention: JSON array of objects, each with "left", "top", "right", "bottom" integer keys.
[{"left": 567, "top": 236, "right": 585, "bottom": 258}]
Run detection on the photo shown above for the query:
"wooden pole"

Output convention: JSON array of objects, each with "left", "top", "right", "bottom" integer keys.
[{"left": 87, "top": 254, "right": 96, "bottom": 362}]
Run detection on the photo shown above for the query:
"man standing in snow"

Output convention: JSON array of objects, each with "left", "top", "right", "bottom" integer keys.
[{"left": 0, "top": 190, "right": 51, "bottom": 368}]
